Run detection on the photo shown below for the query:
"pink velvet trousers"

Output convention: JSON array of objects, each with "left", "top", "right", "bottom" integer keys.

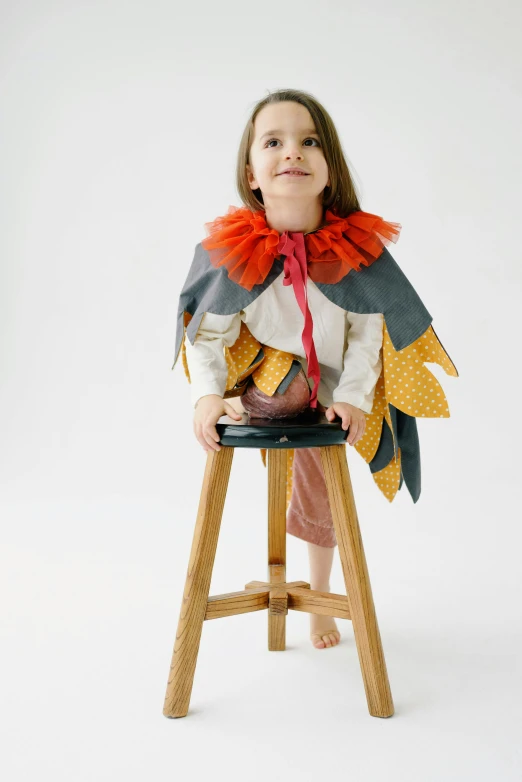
[{"left": 241, "top": 373, "right": 337, "bottom": 549}]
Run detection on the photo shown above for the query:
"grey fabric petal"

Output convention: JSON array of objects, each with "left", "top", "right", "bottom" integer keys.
[
  {"left": 395, "top": 408, "right": 421, "bottom": 502},
  {"left": 368, "top": 403, "right": 421, "bottom": 502}
]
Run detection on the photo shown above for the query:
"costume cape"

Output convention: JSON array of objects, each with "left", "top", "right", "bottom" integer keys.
[{"left": 172, "top": 205, "right": 459, "bottom": 506}]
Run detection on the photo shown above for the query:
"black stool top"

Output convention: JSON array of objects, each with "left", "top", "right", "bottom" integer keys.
[{"left": 216, "top": 409, "right": 349, "bottom": 449}]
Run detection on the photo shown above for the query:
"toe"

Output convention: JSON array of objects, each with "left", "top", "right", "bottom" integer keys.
[{"left": 311, "top": 634, "right": 326, "bottom": 648}]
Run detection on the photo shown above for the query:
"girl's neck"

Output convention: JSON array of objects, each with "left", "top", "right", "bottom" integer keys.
[{"left": 263, "top": 200, "right": 325, "bottom": 236}]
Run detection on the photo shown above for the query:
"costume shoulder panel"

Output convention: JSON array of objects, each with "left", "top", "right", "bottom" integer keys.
[
  {"left": 172, "top": 242, "right": 284, "bottom": 369},
  {"left": 315, "top": 247, "right": 432, "bottom": 352}
]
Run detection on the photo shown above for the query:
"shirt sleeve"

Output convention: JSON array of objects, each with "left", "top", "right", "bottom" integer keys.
[
  {"left": 183, "top": 311, "right": 242, "bottom": 408},
  {"left": 332, "top": 312, "right": 384, "bottom": 413}
]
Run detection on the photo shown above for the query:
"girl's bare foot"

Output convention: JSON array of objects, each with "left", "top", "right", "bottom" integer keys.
[
  {"left": 309, "top": 581, "right": 341, "bottom": 648},
  {"left": 310, "top": 613, "right": 341, "bottom": 648}
]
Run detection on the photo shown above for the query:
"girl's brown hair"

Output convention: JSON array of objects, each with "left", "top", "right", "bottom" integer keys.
[{"left": 236, "top": 88, "right": 361, "bottom": 218}]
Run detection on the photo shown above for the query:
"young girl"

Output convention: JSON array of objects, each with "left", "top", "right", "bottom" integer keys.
[{"left": 173, "top": 88, "right": 458, "bottom": 651}]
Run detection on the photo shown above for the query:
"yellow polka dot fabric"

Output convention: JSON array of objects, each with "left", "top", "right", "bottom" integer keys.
[
  {"left": 381, "top": 320, "right": 458, "bottom": 419},
  {"left": 180, "top": 309, "right": 457, "bottom": 505},
  {"left": 251, "top": 346, "right": 295, "bottom": 395},
  {"left": 354, "top": 369, "right": 388, "bottom": 465},
  {"left": 224, "top": 321, "right": 264, "bottom": 392},
  {"left": 373, "top": 447, "right": 402, "bottom": 502},
  {"left": 225, "top": 324, "right": 296, "bottom": 397},
  {"left": 357, "top": 318, "right": 458, "bottom": 502}
]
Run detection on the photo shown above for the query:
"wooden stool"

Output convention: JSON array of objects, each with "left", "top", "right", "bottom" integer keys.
[{"left": 163, "top": 409, "right": 394, "bottom": 719}]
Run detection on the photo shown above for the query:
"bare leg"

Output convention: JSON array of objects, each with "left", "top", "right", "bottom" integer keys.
[{"left": 307, "top": 541, "right": 340, "bottom": 648}]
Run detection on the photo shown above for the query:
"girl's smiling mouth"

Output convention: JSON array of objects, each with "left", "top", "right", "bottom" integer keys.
[{"left": 277, "top": 167, "right": 310, "bottom": 176}]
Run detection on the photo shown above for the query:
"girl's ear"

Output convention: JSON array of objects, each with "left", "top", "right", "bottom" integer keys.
[{"left": 246, "top": 163, "right": 258, "bottom": 191}]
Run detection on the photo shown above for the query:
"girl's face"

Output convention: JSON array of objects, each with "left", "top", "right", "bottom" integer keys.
[{"left": 246, "top": 101, "right": 330, "bottom": 207}]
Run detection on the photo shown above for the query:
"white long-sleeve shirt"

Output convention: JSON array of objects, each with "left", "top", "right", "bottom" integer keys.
[{"left": 183, "top": 269, "right": 384, "bottom": 413}]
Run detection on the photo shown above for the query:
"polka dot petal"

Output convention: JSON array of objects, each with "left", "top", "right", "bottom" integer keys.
[
  {"left": 373, "top": 447, "right": 402, "bottom": 502},
  {"left": 382, "top": 320, "right": 456, "bottom": 419}
]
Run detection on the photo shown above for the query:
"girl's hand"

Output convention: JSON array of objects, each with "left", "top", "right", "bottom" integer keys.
[
  {"left": 193, "top": 394, "right": 242, "bottom": 452},
  {"left": 324, "top": 402, "right": 366, "bottom": 446}
]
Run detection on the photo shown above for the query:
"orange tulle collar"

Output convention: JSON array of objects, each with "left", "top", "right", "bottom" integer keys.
[{"left": 201, "top": 205, "right": 401, "bottom": 290}]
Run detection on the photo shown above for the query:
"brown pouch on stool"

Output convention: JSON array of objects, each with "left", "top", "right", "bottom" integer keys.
[{"left": 241, "top": 366, "right": 311, "bottom": 419}]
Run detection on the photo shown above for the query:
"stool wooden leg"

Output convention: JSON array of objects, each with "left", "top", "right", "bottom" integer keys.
[
  {"left": 163, "top": 446, "right": 234, "bottom": 718},
  {"left": 319, "top": 445, "right": 394, "bottom": 718},
  {"left": 267, "top": 448, "right": 288, "bottom": 651}
]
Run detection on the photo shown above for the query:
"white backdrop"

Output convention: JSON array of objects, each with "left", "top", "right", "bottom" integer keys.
[{"left": 1, "top": 1, "right": 521, "bottom": 780}]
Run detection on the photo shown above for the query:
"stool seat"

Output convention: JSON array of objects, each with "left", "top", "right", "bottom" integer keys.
[{"left": 216, "top": 409, "right": 348, "bottom": 448}]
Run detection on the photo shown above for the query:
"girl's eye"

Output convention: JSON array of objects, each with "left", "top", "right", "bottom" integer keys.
[{"left": 265, "top": 137, "right": 320, "bottom": 148}]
